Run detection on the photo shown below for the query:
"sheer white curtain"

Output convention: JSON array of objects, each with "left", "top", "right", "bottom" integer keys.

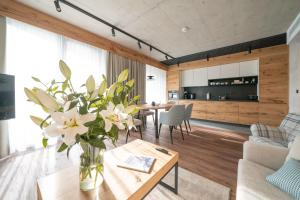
[
  {"left": 5, "top": 18, "right": 107, "bottom": 153},
  {"left": 145, "top": 65, "right": 166, "bottom": 104}
]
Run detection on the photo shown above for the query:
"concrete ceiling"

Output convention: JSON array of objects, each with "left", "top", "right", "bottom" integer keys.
[{"left": 18, "top": 0, "right": 300, "bottom": 61}]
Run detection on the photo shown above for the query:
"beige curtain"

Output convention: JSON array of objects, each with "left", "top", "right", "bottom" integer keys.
[{"left": 107, "top": 52, "right": 146, "bottom": 102}]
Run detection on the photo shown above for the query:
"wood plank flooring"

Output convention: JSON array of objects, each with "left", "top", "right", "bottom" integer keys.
[{"left": 0, "top": 121, "right": 248, "bottom": 200}]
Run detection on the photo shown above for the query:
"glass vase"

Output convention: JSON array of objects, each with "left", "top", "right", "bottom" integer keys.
[{"left": 79, "top": 143, "right": 104, "bottom": 191}]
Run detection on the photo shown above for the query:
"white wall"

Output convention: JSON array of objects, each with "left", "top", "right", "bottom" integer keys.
[
  {"left": 146, "top": 65, "right": 166, "bottom": 104},
  {"left": 289, "top": 33, "right": 300, "bottom": 113},
  {"left": 0, "top": 16, "right": 10, "bottom": 158}
]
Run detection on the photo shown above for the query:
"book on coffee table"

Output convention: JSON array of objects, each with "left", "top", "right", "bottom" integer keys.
[{"left": 117, "top": 154, "right": 156, "bottom": 173}]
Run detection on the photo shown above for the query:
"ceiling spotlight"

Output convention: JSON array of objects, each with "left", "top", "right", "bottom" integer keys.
[
  {"left": 138, "top": 41, "right": 142, "bottom": 49},
  {"left": 181, "top": 26, "right": 190, "bottom": 33},
  {"left": 149, "top": 46, "right": 152, "bottom": 51},
  {"left": 111, "top": 28, "right": 115, "bottom": 37},
  {"left": 54, "top": 0, "right": 61, "bottom": 12},
  {"left": 165, "top": 55, "right": 168, "bottom": 60}
]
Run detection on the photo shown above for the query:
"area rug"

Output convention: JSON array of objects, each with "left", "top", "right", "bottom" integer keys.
[{"left": 147, "top": 167, "right": 230, "bottom": 200}]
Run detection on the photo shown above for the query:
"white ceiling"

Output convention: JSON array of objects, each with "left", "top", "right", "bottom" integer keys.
[{"left": 18, "top": 0, "right": 300, "bottom": 61}]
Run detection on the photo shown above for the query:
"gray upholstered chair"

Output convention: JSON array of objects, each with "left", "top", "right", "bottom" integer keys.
[
  {"left": 184, "top": 103, "right": 193, "bottom": 133},
  {"left": 126, "top": 119, "right": 143, "bottom": 143},
  {"left": 158, "top": 105, "right": 185, "bottom": 144}
]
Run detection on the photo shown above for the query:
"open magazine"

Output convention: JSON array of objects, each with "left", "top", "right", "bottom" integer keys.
[{"left": 117, "top": 154, "right": 156, "bottom": 173}]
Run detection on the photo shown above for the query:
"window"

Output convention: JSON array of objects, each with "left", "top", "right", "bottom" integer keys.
[
  {"left": 5, "top": 18, "right": 107, "bottom": 152},
  {"left": 146, "top": 65, "right": 166, "bottom": 104}
]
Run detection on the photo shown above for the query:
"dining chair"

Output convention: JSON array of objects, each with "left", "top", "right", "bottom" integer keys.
[
  {"left": 158, "top": 105, "right": 185, "bottom": 144},
  {"left": 140, "top": 109, "right": 155, "bottom": 128},
  {"left": 184, "top": 103, "right": 193, "bottom": 134},
  {"left": 126, "top": 118, "right": 143, "bottom": 143}
]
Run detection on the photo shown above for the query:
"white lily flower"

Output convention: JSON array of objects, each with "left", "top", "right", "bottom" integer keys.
[
  {"left": 44, "top": 107, "right": 96, "bottom": 145},
  {"left": 100, "top": 102, "right": 132, "bottom": 132}
]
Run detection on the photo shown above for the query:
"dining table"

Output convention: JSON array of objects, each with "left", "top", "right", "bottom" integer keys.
[{"left": 138, "top": 103, "right": 173, "bottom": 138}]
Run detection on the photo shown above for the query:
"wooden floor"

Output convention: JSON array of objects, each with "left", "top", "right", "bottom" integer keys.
[{"left": 0, "top": 122, "right": 248, "bottom": 200}]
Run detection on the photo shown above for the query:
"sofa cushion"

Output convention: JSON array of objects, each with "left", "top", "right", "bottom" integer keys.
[
  {"left": 286, "top": 135, "right": 300, "bottom": 162},
  {"left": 249, "top": 136, "right": 287, "bottom": 148},
  {"left": 250, "top": 123, "right": 288, "bottom": 146},
  {"left": 267, "top": 158, "right": 300, "bottom": 200},
  {"left": 237, "top": 159, "right": 293, "bottom": 200},
  {"left": 280, "top": 113, "right": 300, "bottom": 142}
]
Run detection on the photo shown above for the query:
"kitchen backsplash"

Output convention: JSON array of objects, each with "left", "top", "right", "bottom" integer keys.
[{"left": 183, "top": 85, "right": 258, "bottom": 100}]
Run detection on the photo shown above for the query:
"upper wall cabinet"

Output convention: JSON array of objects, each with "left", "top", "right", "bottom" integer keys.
[
  {"left": 181, "top": 59, "right": 259, "bottom": 87},
  {"left": 194, "top": 68, "right": 208, "bottom": 86},
  {"left": 181, "top": 69, "right": 194, "bottom": 87},
  {"left": 220, "top": 63, "right": 239, "bottom": 78},
  {"left": 181, "top": 68, "right": 208, "bottom": 87},
  {"left": 239, "top": 59, "right": 259, "bottom": 77},
  {"left": 207, "top": 66, "right": 221, "bottom": 80}
]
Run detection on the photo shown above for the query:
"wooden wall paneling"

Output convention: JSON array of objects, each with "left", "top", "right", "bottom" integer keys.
[
  {"left": 238, "top": 102, "right": 259, "bottom": 125},
  {"left": 259, "top": 53, "right": 289, "bottom": 104},
  {"left": 167, "top": 70, "right": 180, "bottom": 91},
  {"left": 258, "top": 103, "right": 288, "bottom": 126},
  {"left": 0, "top": 0, "right": 167, "bottom": 71},
  {"left": 168, "top": 45, "right": 288, "bottom": 71}
]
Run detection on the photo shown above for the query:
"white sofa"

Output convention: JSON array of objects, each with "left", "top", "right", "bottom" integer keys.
[{"left": 236, "top": 141, "right": 293, "bottom": 200}]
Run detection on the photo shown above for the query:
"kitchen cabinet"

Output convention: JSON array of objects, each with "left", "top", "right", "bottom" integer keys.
[
  {"left": 239, "top": 102, "right": 259, "bottom": 124},
  {"left": 220, "top": 63, "right": 239, "bottom": 78},
  {"left": 181, "top": 68, "right": 208, "bottom": 87},
  {"left": 193, "top": 68, "right": 208, "bottom": 86},
  {"left": 181, "top": 69, "right": 194, "bottom": 87},
  {"left": 207, "top": 65, "right": 221, "bottom": 80},
  {"left": 239, "top": 59, "right": 258, "bottom": 76}
]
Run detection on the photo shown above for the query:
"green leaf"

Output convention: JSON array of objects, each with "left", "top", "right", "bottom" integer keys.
[
  {"left": 117, "top": 69, "right": 128, "bottom": 82},
  {"left": 98, "top": 79, "right": 107, "bottom": 96},
  {"left": 88, "top": 138, "right": 106, "bottom": 149},
  {"left": 129, "top": 95, "right": 140, "bottom": 105},
  {"left": 68, "top": 100, "right": 79, "bottom": 110},
  {"left": 30, "top": 115, "right": 49, "bottom": 128},
  {"left": 59, "top": 60, "right": 71, "bottom": 80},
  {"left": 116, "top": 85, "right": 124, "bottom": 95},
  {"left": 42, "top": 138, "right": 48, "bottom": 148},
  {"left": 57, "top": 143, "right": 68, "bottom": 152},
  {"left": 32, "top": 76, "right": 41, "bottom": 82},
  {"left": 24, "top": 88, "right": 40, "bottom": 104},
  {"left": 126, "top": 79, "right": 135, "bottom": 88},
  {"left": 86, "top": 75, "right": 95, "bottom": 94}
]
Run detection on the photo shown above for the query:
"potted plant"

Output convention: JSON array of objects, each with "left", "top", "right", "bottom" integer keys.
[{"left": 24, "top": 60, "right": 140, "bottom": 190}]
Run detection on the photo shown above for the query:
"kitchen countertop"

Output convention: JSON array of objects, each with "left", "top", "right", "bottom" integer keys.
[{"left": 178, "top": 99, "right": 259, "bottom": 102}]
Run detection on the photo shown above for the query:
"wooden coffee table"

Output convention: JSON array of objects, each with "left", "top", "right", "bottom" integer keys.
[{"left": 37, "top": 139, "right": 179, "bottom": 200}]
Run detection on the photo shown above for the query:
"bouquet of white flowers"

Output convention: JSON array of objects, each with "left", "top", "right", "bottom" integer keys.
[{"left": 24, "top": 60, "right": 140, "bottom": 190}]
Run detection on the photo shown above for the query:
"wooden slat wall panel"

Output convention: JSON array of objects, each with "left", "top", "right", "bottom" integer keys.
[
  {"left": 259, "top": 53, "right": 289, "bottom": 104},
  {"left": 259, "top": 103, "right": 288, "bottom": 126},
  {"left": 0, "top": 0, "right": 167, "bottom": 71}
]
